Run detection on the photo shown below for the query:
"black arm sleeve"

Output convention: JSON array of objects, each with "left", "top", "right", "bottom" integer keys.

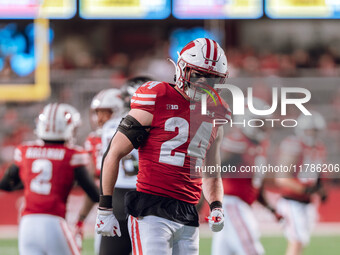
[
  {"left": 117, "top": 115, "right": 150, "bottom": 149},
  {"left": 74, "top": 166, "right": 100, "bottom": 203},
  {"left": 0, "top": 164, "right": 23, "bottom": 191}
]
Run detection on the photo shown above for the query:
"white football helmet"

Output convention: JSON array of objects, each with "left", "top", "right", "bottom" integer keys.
[
  {"left": 90, "top": 88, "right": 123, "bottom": 129},
  {"left": 235, "top": 98, "right": 271, "bottom": 142},
  {"left": 174, "top": 38, "right": 228, "bottom": 101},
  {"left": 295, "top": 111, "right": 326, "bottom": 146},
  {"left": 91, "top": 88, "right": 123, "bottom": 114},
  {"left": 36, "top": 103, "right": 81, "bottom": 141}
]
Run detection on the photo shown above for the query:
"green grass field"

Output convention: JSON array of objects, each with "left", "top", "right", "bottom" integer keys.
[{"left": 1, "top": 236, "right": 339, "bottom": 254}]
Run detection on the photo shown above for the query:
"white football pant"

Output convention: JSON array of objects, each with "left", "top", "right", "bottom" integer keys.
[
  {"left": 128, "top": 215, "right": 199, "bottom": 255},
  {"left": 212, "top": 195, "right": 264, "bottom": 255},
  {"left": 276, "top": 198, "right": 317, "bottom": 245},
  {"left": 19, "top": 214, "right": 80, "bottom": 255}
]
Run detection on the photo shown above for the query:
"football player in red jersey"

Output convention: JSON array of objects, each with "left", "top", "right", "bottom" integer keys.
[
  {"left": 275, "top": 111, "right": 327, "bottom": 255},
  {"left": 0, "top": 103, "right": 99, "bottom": 255},
  {"left": 96, "top": 38, "right": 231, "bottom": 254},
  {"left": 212, "top": 98, "right": 280, "bottom": 255},
  {"left": 74, "top": 88, "right": 123, "bottom": 254}
]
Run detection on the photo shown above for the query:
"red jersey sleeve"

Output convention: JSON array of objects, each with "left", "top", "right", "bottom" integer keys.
[
  {"left": 130, "top": 81, "right": 165, "bottom": 114},
  {"left": 69, "top": 146, "right": 90, "bottom": 167}
]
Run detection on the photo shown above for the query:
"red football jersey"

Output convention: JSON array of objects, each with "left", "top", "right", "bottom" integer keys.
[
  {"left": 131, "top": 81, "right": 231, "bottom": 204},
  {"left": 221, "top": 129, "right": 269, "bottom": 205},
  {"left": 279, "top": 135, "right": 326, "bottom": 201},
  {"left": 84, "top": 131, "right": 102, "bottom": 178},
  {"left": 14, "top": 140, "right": 89, "bottom": 218}
]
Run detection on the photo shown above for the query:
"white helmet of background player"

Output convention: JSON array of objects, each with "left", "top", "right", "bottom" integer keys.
[
  {"left": 36, "top": 103, "right": 81, "bottom": 141},
  {"left": 121, "top": 76, "right": 152, "bottom": 110},
  {"left": 295, "top": 111, "right": 326, "bottom": 146},
  {"left": 90, "top": 88, "right": 123, "bottom": 128},
  {"left": 235, "top": 98, "right": 271, "bottom": 142},
  {"left": 174, "top": 38, "right": 228, "bottom": 101}
]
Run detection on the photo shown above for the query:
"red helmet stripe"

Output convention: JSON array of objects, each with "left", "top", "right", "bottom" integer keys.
[
  {"left": 205, "top": 38, "right": 211, "bottom": 64},
  {"left": 212, "top": 40, "right": 218, "bottom": 66},
  {"left": 180, "top": 41, "right": 195, "bottom": 55}
]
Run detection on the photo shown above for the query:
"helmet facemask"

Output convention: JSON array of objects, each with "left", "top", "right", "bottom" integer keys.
[
  {"left": 174, "top": 38, "right": 228, "bottom": 101},
  {"left": 177, "top": 59, "right": 227, "bottom": 101},
  {"left": 90, "top": 88, "right": 123, "bottom": 130},
  {"left": 295, "top": 111, "right": 326, "bottom": 146}
]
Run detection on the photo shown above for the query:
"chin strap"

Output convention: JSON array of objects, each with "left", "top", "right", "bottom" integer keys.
[{"left": 167, "top": 57, "right": 176, "bottom": 68}]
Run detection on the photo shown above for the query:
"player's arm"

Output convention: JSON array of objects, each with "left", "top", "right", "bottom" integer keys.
[
  {"left": 202, "top": 126, "right": 224, "bottom": 232},
  {"left": 74, "top": 166, "right": 100, "bottom": 203},
  {"left": 202, "top": 125, "right": 224, "bottom": 204},
  {"left": 96, "top": 109, "right": 152, "bottom": 237},
  {"left": 257, "top": 184, "right": 283, "bottom": 221},
  {"left": 78, "top": 196, "right": 96, "bottom": 222},
  {"left": 274, "top": 152, "right": 308, "bottom": 194},
  {"left": 76, "top": 149, "right": 97, "bottom": 218},
  {"left": 100, "top": 109, "right": 152, "bottom": 198},
  {"left": 315, "top": 177, "right": 328, "bottom": 202},
  {"left": 75, "top": 172, "right": 97, "bottom": 238},
  {"left": 0, "top": 164, "right": 23, "bottom": 191}
]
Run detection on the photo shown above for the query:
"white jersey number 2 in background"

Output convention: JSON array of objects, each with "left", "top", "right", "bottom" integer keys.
[{"left": 30, "top": 159, "right": 53, "bottom": 195}]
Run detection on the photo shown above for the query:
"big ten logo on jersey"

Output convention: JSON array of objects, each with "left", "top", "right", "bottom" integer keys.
[{"left": 167, "top": 104, "right": 179, "bottom": 110}]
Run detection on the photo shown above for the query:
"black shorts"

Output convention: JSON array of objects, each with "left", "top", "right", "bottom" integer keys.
[{"left": 125, "top": 190, "right": 199, "bottom": 227}]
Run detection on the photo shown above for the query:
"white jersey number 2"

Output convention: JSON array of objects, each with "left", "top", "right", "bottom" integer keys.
[
  {"left": 30, "top": 159, "right": 53, "bottom": 195},
  {"left": 159, "top": 117, "right": 213, "bottom": 167}
]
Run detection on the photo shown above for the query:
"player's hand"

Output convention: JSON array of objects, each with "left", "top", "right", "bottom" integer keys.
[
  {"left": 95, "top": 208, "right": 121, "bottom": 237},
  {"left": 272, "top": 209, "right": 284, "bottom": 222},
  {"left": 74, "top": 220, "right": 84, "bottom": 250},
  {"left": 318, "top": 187, "right": 328, "bottom": 203},
  {"left": 206, "top": 208, "right": 224, "bottom": 232}
]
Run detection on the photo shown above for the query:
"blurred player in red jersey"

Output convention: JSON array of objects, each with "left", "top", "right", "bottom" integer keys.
[
  {"left": 74, "top": 88, "right": 123, "bottom": 254},
  {"left": 212, "top": 98, "right": 280, "bottom": 255},
  {"left": 98, "top": 77, "right": 152, "bottom": 255},
  {"left": 0, "top": 103, "right": 99, "bottom": 255},
  {"left": 95, "top": 38, "right": 231, "bottom": 254},
  {"left": 275, "top": 111, "right": 327, "bottom": 255}
]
